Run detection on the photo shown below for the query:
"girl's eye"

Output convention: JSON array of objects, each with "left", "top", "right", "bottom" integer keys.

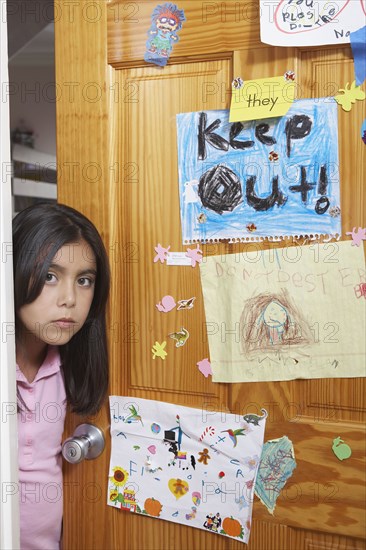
[
  {"left": 45, "top": 273, "right": 57, "bottom": 284},
  {"left": 78, "top": 277, "right": 94, "bottom": 287}
]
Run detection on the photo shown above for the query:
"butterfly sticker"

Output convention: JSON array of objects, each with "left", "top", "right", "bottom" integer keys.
[
  {"left": 334, "top": 81, "right": 365, "bottom": 112},
  {"left": 284, "top": 70, "right": 295, "bottom": 81}
]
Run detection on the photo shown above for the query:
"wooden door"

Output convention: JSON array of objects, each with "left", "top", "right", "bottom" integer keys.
[{"left": 55, "top": 2, "right": 365, "bottom": 549}]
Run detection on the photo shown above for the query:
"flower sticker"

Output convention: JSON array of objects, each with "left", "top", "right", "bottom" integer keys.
[
  {"left": 109, "top": 490, "right": 118, "bottom": 502},
  {"left": 110, "top": 466, "right": 129, "bottom": 487}
]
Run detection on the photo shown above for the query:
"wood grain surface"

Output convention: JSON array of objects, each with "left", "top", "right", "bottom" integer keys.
[{"left": 55, "top": 1, "right": 365, "bottom": 548}]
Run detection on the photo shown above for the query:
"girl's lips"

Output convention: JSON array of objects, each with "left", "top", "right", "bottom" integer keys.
[{"left": 53, "top": 319, "right": 76, "bottom": 328}]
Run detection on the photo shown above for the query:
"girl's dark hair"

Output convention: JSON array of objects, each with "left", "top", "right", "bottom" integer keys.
[{"left": 13, "top": 202, "right": 110, "bottom": 415}]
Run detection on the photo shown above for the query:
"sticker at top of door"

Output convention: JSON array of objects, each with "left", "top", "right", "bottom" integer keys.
[{"left": 144, "top": 3, "right": 186, "bottom": 67}]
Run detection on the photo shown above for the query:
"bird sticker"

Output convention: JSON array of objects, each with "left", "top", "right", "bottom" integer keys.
[
  {"left": 221, "top": 428, "right": 247, "bottom": 447},
  {"left": 124, "top": 405, "right": 144, "bottom": 426},
  {"left": 177, "top": 297, "right": 196, "bottom": 310}
]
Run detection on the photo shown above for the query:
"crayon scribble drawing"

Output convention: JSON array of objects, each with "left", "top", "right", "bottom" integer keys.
[
  {"left": 176, "top": 99, "right": 341, "bottom": 244},
  {"left": 240, "top": 289, "right": 313, "bottom": 358},
  {"left": 199, "top": 242, "right": 366, "bottom": 383},
  {"left": 254, "top": 436, "right": 296, "bottom": 514}
]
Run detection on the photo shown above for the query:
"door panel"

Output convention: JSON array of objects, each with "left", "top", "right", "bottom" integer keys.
[
  {"left": 55, "top": 2, "right": 365, "bottom": 549},
  {"left": 113, "top": 59, "right": 231, "bottom": 399}
]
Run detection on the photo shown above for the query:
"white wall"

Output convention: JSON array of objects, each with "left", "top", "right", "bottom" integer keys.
[{"left": 9, "top": 63, "right": 56, "bottom": 155}]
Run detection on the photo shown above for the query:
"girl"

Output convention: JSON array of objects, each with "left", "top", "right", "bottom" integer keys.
[{"left": 12, "top": 202, "right": 110, "bottom": 550}]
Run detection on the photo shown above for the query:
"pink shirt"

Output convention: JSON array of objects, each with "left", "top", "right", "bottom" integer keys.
[{"left": 17, "top": 346, "right": 66, "bottom": 550}]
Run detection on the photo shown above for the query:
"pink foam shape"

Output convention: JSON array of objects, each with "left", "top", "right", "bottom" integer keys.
[
  {"left": 346, "top": 227, "right": 366, "bottom": 246},
  {"left": 154, "top": 243, "right": 171, "bottom": 263},
  {"left": 185, "top": 244, "right": 203, "bottom": 267},
  {"left": 156, "top": 295, "right": 176, "bottom": 313},
  {"left": 197, "top": 358, "right": 212, "bottom": 378}
]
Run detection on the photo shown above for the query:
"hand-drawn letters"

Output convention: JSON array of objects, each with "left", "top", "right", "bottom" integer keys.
[{"left": 177, "top": 100, "right": 340, "bottom": 243}]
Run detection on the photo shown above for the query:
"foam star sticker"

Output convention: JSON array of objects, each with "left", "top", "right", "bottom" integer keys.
[
  {"left": 346, "top": 227, "right": 366, "bottom": 246},
  {"left": 151, "top": 341, "right": 167, "bottom": 360},
  {"left": 154, "top": 243, "right": 170, "bottom": 263},
  {"left": 185, "top": 244, "right": 203, "bottom": 267}
]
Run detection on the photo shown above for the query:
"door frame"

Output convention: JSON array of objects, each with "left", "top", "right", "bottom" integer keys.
[{"left": 0, "top": 1, "right": 20, "bottom": 547}]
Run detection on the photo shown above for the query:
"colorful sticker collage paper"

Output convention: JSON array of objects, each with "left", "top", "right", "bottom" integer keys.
[{"left": 108, "top": 397, "right": 267, "bottom": 544}]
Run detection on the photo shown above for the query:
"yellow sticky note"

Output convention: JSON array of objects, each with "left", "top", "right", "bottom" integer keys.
[{"left": 229, "top": 76, "right": 295, "bottom": 122}]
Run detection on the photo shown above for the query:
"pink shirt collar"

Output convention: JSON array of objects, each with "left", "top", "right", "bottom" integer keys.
[{"left": 16, "top": 346, "right": 61, "bottom": 384}]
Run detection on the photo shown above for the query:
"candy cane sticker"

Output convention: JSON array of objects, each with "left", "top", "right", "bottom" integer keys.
[{"left": 199, "top": 426, "right": 215, "bottom": 442}]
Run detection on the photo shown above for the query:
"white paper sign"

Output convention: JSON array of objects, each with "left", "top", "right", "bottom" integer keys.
[
  {"left": 260, "top": 0, "right": 365, "bottom": 46},
  {"left": 107, "top": 396, "right": 267, "bottom": 544}
]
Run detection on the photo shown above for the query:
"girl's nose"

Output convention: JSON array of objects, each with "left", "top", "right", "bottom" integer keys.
[{"left": 57, "top": 282, "right": 76, "bottom": 308}]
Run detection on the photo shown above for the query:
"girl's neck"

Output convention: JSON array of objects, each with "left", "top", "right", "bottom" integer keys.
[{"left": 16, "top": 337, "right": 48, "bottom": 383}]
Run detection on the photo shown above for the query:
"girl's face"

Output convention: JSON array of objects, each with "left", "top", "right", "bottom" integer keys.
[
  {"left": 262, "top": 300, "right": 287, "bottom": 328},
  {"left": 18, "top": 239, "right": 97, "bottom": 348}
]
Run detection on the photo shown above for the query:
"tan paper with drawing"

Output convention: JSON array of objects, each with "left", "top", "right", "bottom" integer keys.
[{"left": 200, "top": 242, "right": 365, "bottom": 383}]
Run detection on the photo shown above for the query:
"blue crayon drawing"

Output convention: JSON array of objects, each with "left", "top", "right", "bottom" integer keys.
[
  {"left": 254, "top": 436, "right": 296, "bottom": 514},
  {"left": 176, "top": 99, "right": 341, "bottom": 243}
]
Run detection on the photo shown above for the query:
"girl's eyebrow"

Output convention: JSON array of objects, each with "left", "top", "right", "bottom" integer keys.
[
  {"left": 48, "top": 263, "right": 97, "bottom": 277},
  {"left": 78, "top": 269, "right": 97, "bottom": 277}
]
